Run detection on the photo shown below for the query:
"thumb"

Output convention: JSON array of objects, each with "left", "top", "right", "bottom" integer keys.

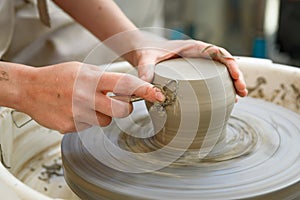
[{"left": 136, "top": 59, "right": 156, "bottom": 82}]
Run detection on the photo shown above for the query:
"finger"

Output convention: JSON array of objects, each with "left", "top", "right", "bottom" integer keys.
[
  {"left": 213, "top": 48, "right": 243, "bottom": 82},
  {"left": 82, "top": 110, "right": 112, "bottom": 127},
  {"left": 222, "top": 60, "right": 240, "bottom": 80},
  {"left": 73, "top": 122, "right": 92, "bottom": 132},
  {"left": 134, "top": 84, "right": 166, "bottom": 102},
  {"left": 95, "top": 111, "right": 112, "bottom": 126},
  {"left": 151, "top": 40, "right": 203, "bottom": 62},
  {"left": 133, "top": 50, "right": 157, "bottom": 82},
  {"left": 110, "top": 95, "right": 133, "bottom": 102},
  {"left": 222, "top": 63, "right": 248, "bottom": 97},
  {"left": 158, "top": 40, "right": 204, "bottom": 59},
  {"left": 233, "top": 79, "right": 248, "bottom": 97},
  {"left": 59, "top": 122, "right": 91, "bottom": 134},
  {"left": 200, "top": 44, "right": 233, "bottom": 62},
  {"left": 94, "top": 92, "right": 133, "bottom": 118},
  {"left": 199, "top": 44, "right": 221, "bottom": 59},
  {"left": 72, "top": 104, "right": 112, "bottom": 127},
  {"left": 234, "top": 78, "right": 246, "bottom": 91},
  {"left": 98, "top": 72, "right": 165, "bottom": 102},
  {"left": 75, "top": 107, "right": 113, "bottom": 127},
  {"left": 231, "top": 66, "right": 247, "bottom": 97},
  {"left": 206, "top": 47, "right": 248, "bottom": 97},
  {"left": 237, "top": 88, "right": 248, "bottom": 97},
  {"left": 98, "top": 72, "right": 142, "bottom": 93}
]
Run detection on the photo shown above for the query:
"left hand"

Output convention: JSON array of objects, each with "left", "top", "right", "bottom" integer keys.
[{"left": 131, "top": 39, "right": 248, "bottom": 98}]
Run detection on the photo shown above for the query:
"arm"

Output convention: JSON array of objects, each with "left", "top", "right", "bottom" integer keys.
[
  {"left": 0, "top": 62, "right": 28, "bottom": 110},
  {"left": 52, "top": 0, "right": 247, "bottom": 97},
  {"left": 0, "top": 61, "right": 164, "bottom": 133},
  {"left": 53, "top": 0, "right": 136, "bottom": 41},
  {"left": 52, "top": 0, "right": 141, "bottom": 63},
  {"left": 0, "top": 1, "right": 164, "bottom": 134}
]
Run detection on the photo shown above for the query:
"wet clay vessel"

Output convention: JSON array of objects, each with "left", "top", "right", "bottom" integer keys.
[
  {"left": 147, "top": 58, "right": 235, "bottom": 152},
  {"left": 61, "top": 58, "right": 300, "bottom": 200}
]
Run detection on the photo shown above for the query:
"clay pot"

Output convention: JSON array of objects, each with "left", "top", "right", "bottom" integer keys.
[
  {"left": 147, "top": 58, "right": 236, "bottom": 152},
  {"left": 59, "top": 58, "right": 300, "bottom": 200}
]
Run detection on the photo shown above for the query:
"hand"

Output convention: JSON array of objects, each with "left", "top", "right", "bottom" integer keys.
[
  {"left": 17, "top": 62, "right": 165, "bottom": 133},
  {"left": 131, "top": 39, "right": 248, "bottom": 97}
]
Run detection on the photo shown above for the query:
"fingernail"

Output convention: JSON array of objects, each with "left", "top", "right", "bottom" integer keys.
[{"left": 156, "top": 91, "right": 165, "bottom": 102}]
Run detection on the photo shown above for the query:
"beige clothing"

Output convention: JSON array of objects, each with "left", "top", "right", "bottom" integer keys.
[
  {"left": 0, "top": 0, "right": 14, "bottom": 58},
  {"left": 0, "top": 0, "right": 164, "bottom": 66},
  {"left": 1, "top": 0, "right": 100, "bottom": 66}
]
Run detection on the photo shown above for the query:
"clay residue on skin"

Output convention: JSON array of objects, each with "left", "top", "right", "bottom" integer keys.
[{"left": 0, "top": 71, "right": 9, "bottom": 81}]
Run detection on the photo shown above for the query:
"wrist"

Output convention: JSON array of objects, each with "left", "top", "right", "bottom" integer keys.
[
  {"left": 14, "top": 66, "right": 38, "bottom": 112},
  {"left": 107, "top": 29, "right": 144, "bottom": 66},
  {"left": 0, "top": 62, "right": 36, "bottom": 111}
]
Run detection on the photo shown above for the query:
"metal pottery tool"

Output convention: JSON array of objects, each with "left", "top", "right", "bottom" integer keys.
[{"left": 112, "top": 79, "right": 178, "bottom": 136}]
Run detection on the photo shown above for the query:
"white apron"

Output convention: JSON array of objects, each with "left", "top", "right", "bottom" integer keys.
[{"left": 0, "top": 0, "right": 163, "bottom": 66}]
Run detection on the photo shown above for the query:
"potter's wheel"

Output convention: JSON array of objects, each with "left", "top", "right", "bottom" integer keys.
[{"left": 62, "top": 97, "right": 300, "bottom": 200}]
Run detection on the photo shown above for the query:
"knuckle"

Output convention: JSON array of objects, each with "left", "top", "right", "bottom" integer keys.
[
  {"left": 114, "top": 74, "right": 134, "bottom": 93},
  {"left": 100, "top": 117, "right": 112, "bottom": 127},
  {"left": 71, "top": 61, "right": 81, "bottom": 66},
  {"left": 121, "top": 74, "right": 134, "bottom": 84},
  {"left": 58, "top": 120, "right": 75, "bottom": 134},
  {"left": 143, "top": 86, "right": 154, "bottom": 100},
  {"left": 112, "top": 103, "right": 132, "bottom": 118}
]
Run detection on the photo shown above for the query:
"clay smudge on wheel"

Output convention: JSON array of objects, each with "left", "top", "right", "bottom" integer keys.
[{"left": 62, "top": 97, "right": 300, "bottom": 200}]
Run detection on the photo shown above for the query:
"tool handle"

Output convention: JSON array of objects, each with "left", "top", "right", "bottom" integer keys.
[{"left": 110, "top": 95, "right": 144, "bottom": 103}]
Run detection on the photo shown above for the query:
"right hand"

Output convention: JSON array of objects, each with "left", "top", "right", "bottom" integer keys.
[{"left": 17, "top": 62, "right": 165, "bottom": 133}]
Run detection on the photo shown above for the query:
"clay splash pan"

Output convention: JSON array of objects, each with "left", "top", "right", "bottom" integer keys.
[{"left": 62, "top": 58, "right": 300, "bottom": 200}]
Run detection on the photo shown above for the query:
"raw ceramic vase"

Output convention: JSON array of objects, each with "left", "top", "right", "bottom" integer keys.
[{"left": 147, "top": 58, "right": 236, "bottom": 152}]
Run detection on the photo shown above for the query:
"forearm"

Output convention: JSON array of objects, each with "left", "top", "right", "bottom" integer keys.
[
  {"left": 53, "top": 0, "right": 136, "bottom": 40},
  {"left": 0, "top": 62, "right": 33, "bottom": 111},
  {"left": 53, "top": 0, "right": 143, "bottom": 63}
]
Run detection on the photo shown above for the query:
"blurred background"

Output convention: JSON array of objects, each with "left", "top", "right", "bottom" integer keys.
[{"left": 116, "top": 0, "right": 300, "bottom": 67}]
